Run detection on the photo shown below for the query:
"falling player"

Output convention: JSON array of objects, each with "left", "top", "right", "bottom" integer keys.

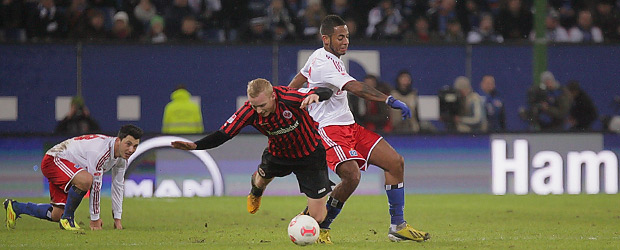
[{"left": 171, "top": 78, "right": 334, "bottom": 224}]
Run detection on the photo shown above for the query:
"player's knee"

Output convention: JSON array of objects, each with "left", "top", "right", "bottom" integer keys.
[
  {"left": 73, "top": 171, "right": 93, "bottom": 191},
  {"left": 394, "top": 155, "right": 405, "bottom": 172},
  {"left": 338, "top": 163, "right": 361, "bottom": 186}
]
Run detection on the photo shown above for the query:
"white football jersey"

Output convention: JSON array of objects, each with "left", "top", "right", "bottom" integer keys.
[
  {"left": 46, "top": 134, "right": 126, "bottom": 221},
  {"left": 300, "top": 48, "right": 357, "bottom": 128}
]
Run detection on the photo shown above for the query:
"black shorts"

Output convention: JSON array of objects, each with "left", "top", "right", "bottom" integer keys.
[{"left": 257, "top": 145, "right": 333, "bottom": 199}]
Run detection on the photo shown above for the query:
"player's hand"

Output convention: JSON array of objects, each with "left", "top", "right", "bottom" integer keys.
[
  {"left": 300, "top": 94, "right": 320, "bottom": 109},
  {"left": 171, "top": 141, "right": 197, "bottom": 150},
  {"left": 113, "top": 219, "right": 123, "bottom": 230},
  {"left": 386, "top": 96, "right": 411, "bottom": 119},
  {"left": 90, "top": 219, "right": 103, "bottom": 230}
]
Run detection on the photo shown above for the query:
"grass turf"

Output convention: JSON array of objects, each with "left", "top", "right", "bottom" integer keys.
[{"left": 1, "top": 194, "right": 619, "bottom": 249}]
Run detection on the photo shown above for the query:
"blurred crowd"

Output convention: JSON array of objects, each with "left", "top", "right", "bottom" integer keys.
[
  {"left": 349, "top": 70, "right": 607, "bottom": 134},
  {"left": 1, "top": 0, "right": 619, "bottom": 43}
]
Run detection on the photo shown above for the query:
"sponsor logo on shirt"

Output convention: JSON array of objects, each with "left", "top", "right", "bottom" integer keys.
[{"left": 266, "top": 120, "right": 299, "bottom": 136}]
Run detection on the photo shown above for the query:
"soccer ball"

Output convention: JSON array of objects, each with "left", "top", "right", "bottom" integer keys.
[{"left": 287, "top": 215, "right": 319, "bottom": 245}]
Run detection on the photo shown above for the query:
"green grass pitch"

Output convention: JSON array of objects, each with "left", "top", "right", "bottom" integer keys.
[{"left": 1, "top": 194, "right": 619, "bottom": 249}]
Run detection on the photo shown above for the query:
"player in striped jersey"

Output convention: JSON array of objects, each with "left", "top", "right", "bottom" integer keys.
[
  {"left": 171, "top": 78, "right": 334, "bottom": 224},
  {"left": 4, "top": 125, "right": 142, "bottom": 230},
  {"left": 288, "top": 15, "right": 430, "bottom": 243}
]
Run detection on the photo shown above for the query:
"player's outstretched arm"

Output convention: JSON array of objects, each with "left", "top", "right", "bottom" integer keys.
[
  {"left": 344, "top": 80, "right": 411, "bottom": 119},
  {"left": 171, "top": 141, "right": 197, "bottom": 150},
  {"left": 343, "top": 80, "right": 388, "bottom": 102},
  {"left": 288, "top": 72, "right": 308, "bottom": 88}
]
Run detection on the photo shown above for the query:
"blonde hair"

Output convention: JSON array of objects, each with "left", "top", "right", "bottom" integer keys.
[{"left": 247, "top": 78, "right": 273, "bottom": 98}]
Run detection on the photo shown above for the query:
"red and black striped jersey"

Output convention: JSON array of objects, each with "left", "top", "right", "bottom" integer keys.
[{"left": 220, "top": 86, "right": 322, "bottom": 159}]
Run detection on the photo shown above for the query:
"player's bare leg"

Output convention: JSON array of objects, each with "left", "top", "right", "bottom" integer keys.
[
  {"left": 369, "top": 139, "right": 430, "bottom": 242},
  {"left": 330, "top": 161, "right": 361, "bottom": 202},
  {"left": 314, "top": 160, "right": 360, "bottom": 244},
  {"left": 306, "top": 196, "right": 327, "bottom": 224},
  {"left": 247, "top": 171, "right": 273, "bottom": 214}
]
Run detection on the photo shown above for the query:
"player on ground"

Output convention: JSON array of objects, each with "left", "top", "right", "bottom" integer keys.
[
  {"left": 171, "top": 78, "right": 334, "bottom": 224},
  {"left": 4, "top": 124, "right": 143, "bottom": 230},
  {"left": 288, "top": 15, "right": 430, "bottom": 243}
]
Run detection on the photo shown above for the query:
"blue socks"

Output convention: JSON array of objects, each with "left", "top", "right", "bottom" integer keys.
[
  {"left": 386, "top": 183, "right": 405, "bottom": 226},
  {"left": 62, "top": 185, "right": 87, "bottom": 219},
  {"left": 12, "top": 201, "right": 53, "bottom": 221},
  {"left": 318, "top": 196, "right": 343, "bottom": 229}
]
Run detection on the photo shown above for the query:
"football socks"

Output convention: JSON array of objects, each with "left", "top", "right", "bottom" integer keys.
[
  {"left": 62, "top": 185, "right": 87, "bottom": 219},
  {"left": 386, "top": 183, "right": 405, "bottom": 226},
  {"left": 318, "top": 196, "right": 343, "bottom": 229},
  {"left": 12, "top": 201, "right": 53, "bottom": 221}
]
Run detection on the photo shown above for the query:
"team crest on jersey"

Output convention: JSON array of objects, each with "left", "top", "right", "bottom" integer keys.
[
  {"left": 283, "top": 110, "right": 293, "bottom": 119},
  {"left": 226, "top": 114, "right": 237, "bottom": 124},
  {"left": 349, "top": 149, "right": 358, "bottom": 156}
]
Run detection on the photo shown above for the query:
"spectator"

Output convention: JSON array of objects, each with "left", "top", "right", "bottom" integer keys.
[
  {"left": 349, "top": 74, "right": 392, "bottom": 133},
  {"left": 327, "top": 0, "right": 354, "bottom": 20},
  {"left": 494, "top": 0, "right": 533, "bottom": 40},
  {"left": 55, "top": 96, "right": 101, "bottom": 135},
  {"left": 457, "top": 0, "right": 488, "bottom": 33},
  {"left": 162, "top": 85, "right": 204, "bottom": 134},
  {"left": 109, "top": 11, "right": 135, "bottom": 40},
  {"left": 404, "top": 16, "right": 436, "bottom": 43},
  {"left": 467, "top": 12, "right": 503, "bottom": 43},
  {"left": 241, "top": 16, "right": 272, "bottom": 43},
  {"left": 80, "top": 8, "right": 108, "bottom": 41},
  {"left": 344, "top": 16, "right": 362, "bottom": 40},
  {"left": 523, "top": 71, "right": 571, "bottom": 131},
  {"left": 219, "top": 0, "right": 250, "bottom": 42},
  {"left": 266, "top": 0, "right": 295, "bottom": 38},
  {"left": 389, "top": 70, "right": 420, "bottom": 134},
  {"left": 26, "top": 0, "right": 68, "bottom": 41},
  {"left": 145, "top": 14, "right": 167, "bottom": 43},
  {"left": 530, "top": 10, "right": 570, "bottom": 42},
  {"left": 566, "top": 80, "right": 598, "bottom": 131},
  {"left": 366, "top": 0, "right": 405, "bottom": 40},
  {"left": 453, "top": 76, "right": 486, "bottom": 133},
  {"left": 592, "top": 0, "right": 620, "bottom": 42},
  {"left": 479, "top": 75, "right": 505, "bottom": 132},
  {"left": 133, "top": 0, "right": 157, "bottom": 29},
  {"left": 298, "top": 0, "right": 326, "bottom": 39},
  {"left": 1, "top": 0, "right": 26, "bottom": 41},
  {"left": 164, "top": 0, "right": 193, "bottom": 37},
  {"left": 175, "top": 15, "right": 201, "bottom": 41},
  {"left": 273, "top": 20, "right": 294, "bottom": 41},
  {"left": 65, "top": 0, "right": 88, "bottom": 39},
  {"left": 442, "top": 17, "right": 465, "bottom": 42},
  {"left": 428, "top": 0, "right": 460, "bottom": 38},
  {"left": 569, "top": 10, "right": 604, "bottom": 43}
]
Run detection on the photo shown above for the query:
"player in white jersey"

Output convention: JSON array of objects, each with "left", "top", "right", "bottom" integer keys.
[
  {"left": 288, "top": 15, "right": 429, "bottom": 243},
  {"left": 4, "top": 124, "right": 142, "bottom": 230}
]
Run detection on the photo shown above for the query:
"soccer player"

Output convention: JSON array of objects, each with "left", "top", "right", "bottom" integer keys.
[
  {"left": 171, "top": 78, "right": 334, "bottom": 224},
  {"left": 288, "top": 15, "right": 430, "bottom": 243},
  {"left": 4, "top": 124, "right": 143, "bottom": 230}
]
